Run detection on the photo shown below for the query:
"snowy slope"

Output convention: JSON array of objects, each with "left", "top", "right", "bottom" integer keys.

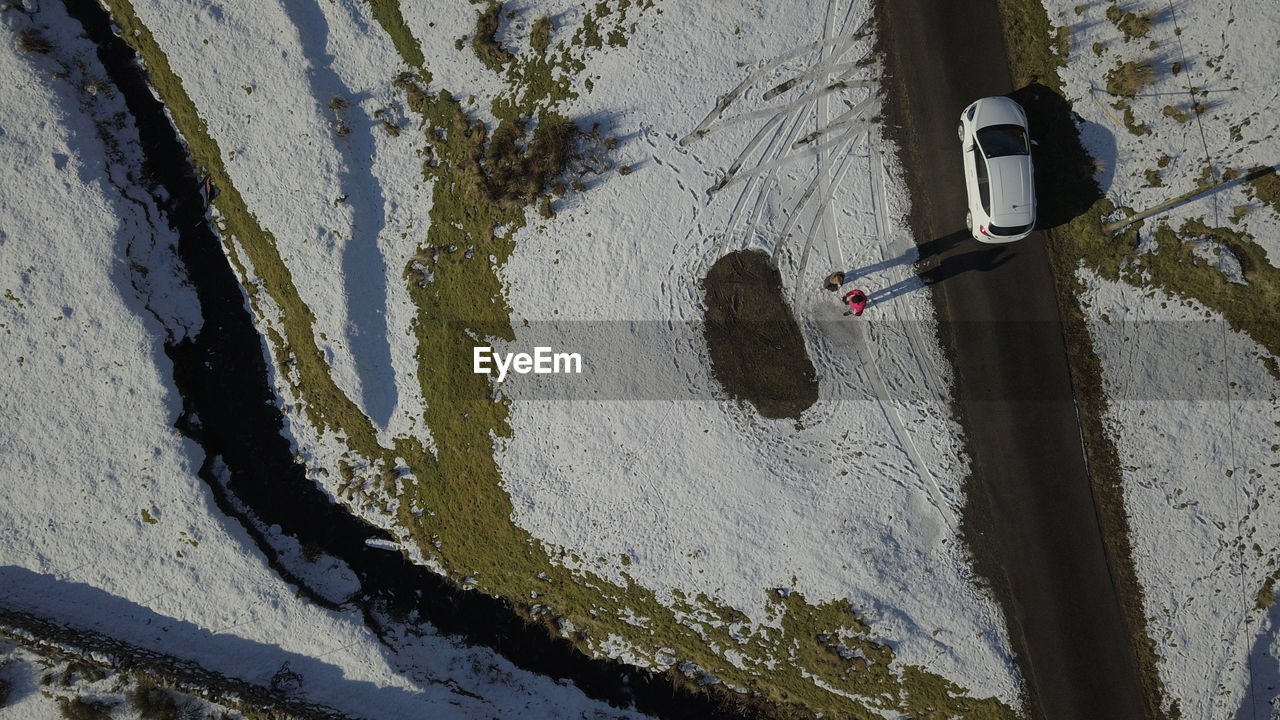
[
  {"left": 127, "top": 0, "right": 434, "bottom": 445},
  {"left": 0, "top": 5, "right": 650, "bottom": 719},
  {"left": 1078, "top": 269, "right": 1280, "bottom": 719},
  {"left": 25, "top": 0, "right": 1026, "bottom": 712}
]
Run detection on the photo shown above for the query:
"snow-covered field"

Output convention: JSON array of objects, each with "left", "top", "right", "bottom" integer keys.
[
  {"left": 1041, "top": 1, "right": 1280, "bottom": 716},
  {"left": 0, "top": 4, "right": 652, "bottom": 718},
  {"left": 1077, "top": 271, "right": 1280, "bottom": 720},
  {"left": 3, "top": 0, "right": 1027, "bottom": 715},
  {"left": 1052, "top": 0, "right": 1280, "bottom": 260},
  {"left": 495, "top": 0, "right": 1020, "bottom": 702}
]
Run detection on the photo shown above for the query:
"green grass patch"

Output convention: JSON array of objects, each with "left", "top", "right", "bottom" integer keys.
[
  {"left": 1246, "top": 168, "right": 1280, "bottom": 216},
  {"left": 1105, "top": 5, "right": 1155, "bottom": 41},
  {"left": 531, "top": 15, "right": 552, "bottom": 55},
  {"left": 1161, "top": 104, "right": 1190, "bottom": 123},
  {"left": 1106, "top": 59, "right": 1156, "bottom": 97},
  {"left": 993, "top": 0, "right": 1066, "bottom": 92},
  {"left": 472, "top": 2, "right": 515, "bottom": 73},
  {"left": 1258, "top": 572, "right": 1279, "bottom": 610},
  {"left": 360, "top": 0, "right": 425, "bottom": 70}
]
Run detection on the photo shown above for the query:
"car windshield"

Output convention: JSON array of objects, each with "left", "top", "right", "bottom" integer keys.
[{"left": 977, "top": 124, "right": 1029, "bottom": 158}]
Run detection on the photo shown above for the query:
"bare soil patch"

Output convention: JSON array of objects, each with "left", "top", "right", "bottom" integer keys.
[{"left": 703, "top": 249, "right": 817, "bottom": 420}]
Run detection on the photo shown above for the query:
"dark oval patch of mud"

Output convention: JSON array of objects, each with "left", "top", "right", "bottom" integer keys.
[{"left": 703, "top": 249, "right": 818, "bottom": 419}]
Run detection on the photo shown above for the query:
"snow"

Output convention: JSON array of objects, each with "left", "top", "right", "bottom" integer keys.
[
  {"left": 127, "top": 0, "right": 434, "bottom": 444},
  {"left": 1042, "top": 0, "right": 1280, "bottom": 715},
  {"left": 4, "top": 0, "right": 1025, "bottom": 712},
  {"left": 490, "top": 0, "right": 1021, "bottom": 703},
  {"left": 1188, "top": 235, "right": 1247, "bottom": 285},
  {"left": 1077, "top": 268, "right": 1280, "bottom": 719},
  {"left": 0, "top": 6, "right": 649, "bottom": 718},
  {"left": 1047, "top": 0, "right": 1280, "bottom": 265},
  {"left": 0, "top": 639, "right": 232, "bottom": 720}
]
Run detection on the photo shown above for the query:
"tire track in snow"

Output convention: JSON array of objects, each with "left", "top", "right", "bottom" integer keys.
[
  {"left": 814, "top": 0, "right": 838, "bottom": 281},
  {"left": 688, "top": 0, "right": 955, "bottom": 530},
  {"left": 712, "top": 100, "right": 812, "bottom": 260},
  {"left": 870, "top": 146, "right": 944, "bottom": 399},
  {"left": 770, "top": 131, "right": 864, "bottom": 268},
  {"left": 681, "top": 32, "right": 862, "bottom": 146},
  {"left": 787, "top": 132, "right": 865, "bottom": 284},
  {"left": 818, "top": 143, "right": 956, "bottom": 529}
]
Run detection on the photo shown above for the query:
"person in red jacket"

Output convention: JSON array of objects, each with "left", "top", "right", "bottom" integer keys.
[{"left": 842, "top": 288, "right": 868, "bottom": 316}]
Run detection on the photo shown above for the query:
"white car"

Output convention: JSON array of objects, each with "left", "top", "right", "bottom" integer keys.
[{"left": 958, "top": 97, "right": 1036, "bottom": 242}]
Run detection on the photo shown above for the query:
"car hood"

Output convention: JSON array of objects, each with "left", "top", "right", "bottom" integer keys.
[
  {"left": 974, "top": 97, "right": 1026, "bottom": 128},
  {"left": 987, "top": 156, "right": 1035, "bottom": 223}
]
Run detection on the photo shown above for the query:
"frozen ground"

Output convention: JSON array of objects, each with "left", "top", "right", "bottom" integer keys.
[
  {"left": 98, "top": 0, "right": 1025, "bottom": 710},
  {"left": 1048, "top": 0, "right": 1280, "bottom": 258},
  {"left": 1077, "top": 269, "right": 1280, "bottom": 720},
  {"left": 0, "top": 639, "right": 234, "bottom": 720},
  {"left": 497, "top": 0, "right": 1020, "bottom": 702},
  {"left": 1, "top": 0, "right": 1028, "bottom": 713},
  {"left": 1042, "top": 0, "right": 1280, "bottom": 716},
  {"left": 130, "top": 0, "right": 434, "bottom": 444},
  {"left": 0, "top": 4, "right": 649, "bottom": 718}
]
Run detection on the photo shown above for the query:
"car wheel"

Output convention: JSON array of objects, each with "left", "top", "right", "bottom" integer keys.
[
  {"left": 965, "top": 210, "right": 973, "bottom": 229},
  {"left": 957, "top": 123, "right": 965, "bottom": 141}
]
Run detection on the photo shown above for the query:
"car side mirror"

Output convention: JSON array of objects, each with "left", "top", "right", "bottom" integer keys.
[{"left": 1031, "top": 139, "right": 1039, "bottom": 147}]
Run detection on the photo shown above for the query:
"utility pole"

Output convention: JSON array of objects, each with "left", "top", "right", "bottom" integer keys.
[{"left": 1103, "top": 165, "right": 1276, "bottom": 233}]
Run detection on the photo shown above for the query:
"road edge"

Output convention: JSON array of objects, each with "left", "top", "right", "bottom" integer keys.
[
  {"left": 867, "top": 1, "right": 1037, "bottom": 716},
  {"left": 990, "top": 0, "right": 1172, "bottom": 715}
]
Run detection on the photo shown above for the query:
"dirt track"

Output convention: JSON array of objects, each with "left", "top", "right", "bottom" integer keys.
[{"left": 873, "top": 0, "right": 1151, "bottom": 717}]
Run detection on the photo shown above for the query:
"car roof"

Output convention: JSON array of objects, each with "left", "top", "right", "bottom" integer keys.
[
  {"left": 986, "top": 156, "right": 1035, "bottom": 224},
  {"left": 974, "top": 96, "right": 1026, "bottom": 129}
]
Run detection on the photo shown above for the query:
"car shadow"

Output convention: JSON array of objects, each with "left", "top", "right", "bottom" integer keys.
[
  {"left": 1007, "top": 82, "right": 1113, "bottom": 230},
  {"left": 834, "top": 231, "right": 1009, "bottom": 305},
  {"left": 864, "top": 231, "right": 1011, "bottom": 304}
]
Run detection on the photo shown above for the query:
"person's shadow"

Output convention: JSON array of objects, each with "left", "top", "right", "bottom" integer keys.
[{"left": 834, "top": 230, "right": 1010, "bottom": 305}]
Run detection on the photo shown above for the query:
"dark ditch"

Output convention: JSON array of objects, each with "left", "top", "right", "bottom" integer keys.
[
  {"left": 703, "top": 249, "right": 818, "bottom": 420},
  {"left": 64, "top": 2, "right": 771, "bottom": 718}
]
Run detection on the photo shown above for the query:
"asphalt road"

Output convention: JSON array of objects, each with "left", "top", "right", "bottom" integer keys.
[{"left": 874, "top": 1, "right": 1151, "bottom": 718}]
